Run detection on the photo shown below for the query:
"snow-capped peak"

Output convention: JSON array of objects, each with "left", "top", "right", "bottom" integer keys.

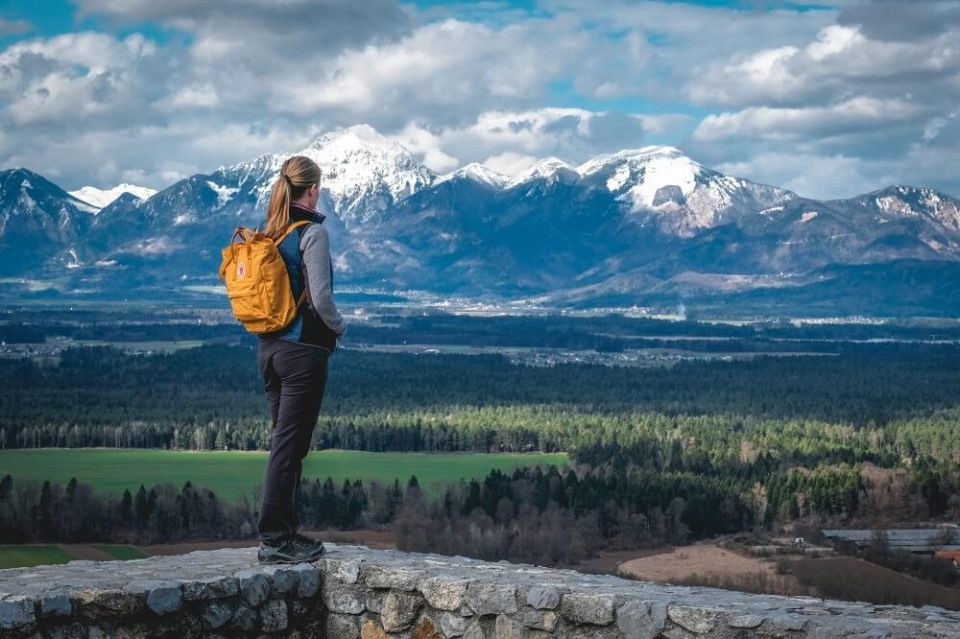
[
  {"left": 576, "top": 145, "right": 707, "bottom": 212},
  {"left": 216, "top": 124, "right": 436, "bottom": 227},
  {"left": 572, "top": 145, "right": 793, "bottom": 236},
  {"left": 307, "top": 123, "right": 399, "bottom": 151},
  {"left": 300, "top": 126, "right": 436, "bottom": 224},
  {"left": 507, "top": 157, "right": 578, "bottom": 188},
  {"left": 436, "top": 163, "right": 509, "bottom": 188},
  {"left": 576, "top": 145, "right": 688, "bottom": 174},
  {"left": 862, "top": 185, "right": 960, "bottom": 231},
  {"left": 69, "top": 184, "right": 157, "bottom": 210}
]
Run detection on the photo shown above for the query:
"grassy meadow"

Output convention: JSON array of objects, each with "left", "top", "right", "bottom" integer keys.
[
  {"left": 0, "top": 545, "right": 75, "bottom": 569},
  {"left": 0, "top": 448, "right": 569, "bottom": 501}
]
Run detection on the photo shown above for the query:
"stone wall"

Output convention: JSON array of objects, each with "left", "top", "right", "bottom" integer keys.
[{"left": 1, "top": 542, "right": 958, "bottom": 638}]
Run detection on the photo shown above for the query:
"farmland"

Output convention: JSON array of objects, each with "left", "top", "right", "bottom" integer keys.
[{"left": 0, "top": 448, "right": 569, "bottom": 501}]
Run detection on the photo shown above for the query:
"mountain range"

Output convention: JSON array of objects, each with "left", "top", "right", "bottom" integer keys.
[{"left": 2, "top": 124, "right": 959, "bottom": 316}]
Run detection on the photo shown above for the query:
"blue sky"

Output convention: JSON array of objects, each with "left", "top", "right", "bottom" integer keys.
[{"left": 1, "top": 0, "right": 958, "bottom": 199}]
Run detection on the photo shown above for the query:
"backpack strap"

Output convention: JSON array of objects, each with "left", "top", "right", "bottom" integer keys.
[
  {"left": 277, "top": 220, "right": 313, "bottom": 310},
  {"left": 276, "top": 219, "right": 312, "bottom": 244}
]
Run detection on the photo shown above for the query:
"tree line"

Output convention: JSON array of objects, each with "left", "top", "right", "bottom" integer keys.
[{"left": 3, "top": 443, "right": 958, "bottom": 564}]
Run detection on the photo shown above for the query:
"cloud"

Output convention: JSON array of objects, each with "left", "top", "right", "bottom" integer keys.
[
  {"left": 676, "top": 1, "right": 960, "bottom": 198},
  {"left": 391, "top": 124, "right": 459, "bottom": 173},
  {"left": 543, "top": 0, "right": 837, "bottom": 102},
  {"left": 0, "top": 0, "right": 958, "bottom": 201},
  {"left": 687, "top": 23, "right": 960, "bottom": 108},
  {"left": 693, "top": 97, "right": 921, "bottom": 143},
  {"left": 160, "top": 84, "right": 219, "bottom": 110},
  {"left": 0, "top": 0, "right": 694, "bottom": 189},
  {"left": 716, "top": 151, "right": 889, "bottom": 199},
  {"left": 0, "top": 117, "right": 328, "bottom": 190},
  {"left": 837, "top": 0, "right": 960, "bottom": 43},
  {"left": 0, "top": 32, "right": 161, "bottom": 129},
  {"left": 75, "top": 0, "right": 414, "bottom": 51},
  {"left": 267, "top": 16, "right": 605, "bottom": 128},
  {"left": 714, "top": 141, "right": 960, "bottom": 201},
  {"left": 395, "top": 108, "right": 688, "bottom": 175},
  {"left": 0, "top": 18, "right": 31, "bottom": 36},
  {"left": 482, "top": 151, "right": 540, "bottom": 176},
  {"left": 68, "top": 0, "right": 419, "bottom": 127}
]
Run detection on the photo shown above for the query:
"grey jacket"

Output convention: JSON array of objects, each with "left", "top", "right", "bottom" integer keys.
[{"left": 299, "top": 223, "right": 346, "bottom": 336}]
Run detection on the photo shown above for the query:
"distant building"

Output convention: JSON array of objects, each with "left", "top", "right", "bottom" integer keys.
[{"left": 822, "top": 527, "right": 960, "bottom": 554}]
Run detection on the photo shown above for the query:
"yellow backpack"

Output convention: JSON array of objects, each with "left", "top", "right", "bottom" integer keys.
[{"left": 218, "top": 220, "right": 311, "bottom": 334}]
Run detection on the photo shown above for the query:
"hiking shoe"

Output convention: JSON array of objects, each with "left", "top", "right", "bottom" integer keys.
[{"left": 257, "top": 532, "right": 326, "bottom": 564}]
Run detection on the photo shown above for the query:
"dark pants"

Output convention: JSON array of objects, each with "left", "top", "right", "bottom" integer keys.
[{"left": 256, "top": 337, "right": 330, "bottom": 543}]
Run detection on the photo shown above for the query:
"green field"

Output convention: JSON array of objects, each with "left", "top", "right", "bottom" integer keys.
[
  {"left": 0, "top": 448, "right": 569, "bottom": 501},
  {"left": 93, "top": 545, "right": 149, "bottom": 560},
  {"left": 0, "top": 545, "right": 74, "bottom": 569}
]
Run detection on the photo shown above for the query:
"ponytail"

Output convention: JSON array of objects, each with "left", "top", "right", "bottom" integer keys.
[{"left": 264, "top": 155, "right": 322, "bottom": 239}]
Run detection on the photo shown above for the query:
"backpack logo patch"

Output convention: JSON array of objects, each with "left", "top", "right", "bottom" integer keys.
[{"left": 237, "top": 262, "right": 246, "bottom": 279}]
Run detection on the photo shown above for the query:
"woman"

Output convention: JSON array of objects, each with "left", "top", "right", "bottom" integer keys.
[{"left": 256, "top": 155, "right": 347, "bottom": 564}]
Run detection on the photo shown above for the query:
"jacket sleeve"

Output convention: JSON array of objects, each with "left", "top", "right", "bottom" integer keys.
[{"left": 300, "top": 224, "right": 347, "bottom": 335}]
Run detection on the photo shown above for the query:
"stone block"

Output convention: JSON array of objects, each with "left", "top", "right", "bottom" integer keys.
[
  {"left": 237, "top": 569, "right": 270, "bottom": 607},
  {"left": 0, "top": 595, "right": 35, "bottom": 630},
  {"left": 323, "top": 583, "right": 366, "bottom": 614},
  {"left": 361, "top": 617, "right": 390, "bottom": 639},
  {"left": 519, "top": 608, "right": 557, "bottom": 631},
  {"left": 74, "top": 588, "right": 144, "bottom": 617},
  {"left": 290, "top": 599, "right": 309, "bottom": 618},
  {"left": 526, "top": 585, "right": 561, "bottom": 610},
  {"left": 439, "top": 611, "right": 468, "bottom": 637},
  {"left": 325, "top": 556, "right": 362, "bottom": 584},
  {"left": 771, "top": 613, "right": 809, "bottom": 632},
  {"left": 667, "top": 604, "right": 724, "bottom": 634},
  {"left": 182, "top": 575, "right": 238, "bottom": 601},
  {"left": 39, "top": 591, "right": 73, "bottom": 617},
  {"left": 495, "top": 613, "right": 524, "bottom": 638},
  {"left": 366, "top": 589, "right": 386, "bottom": 613},
  {"left": 145, "top": 582, "right": 182, "bottom": 616},
  {"left": 465, "top": 582, "right": 518, "bottom": 616},
  {"left": 364, "top": 565, "right": 423, "bottom": 591},
  {"left": 559, "top": 592, "right": 616, "bottom": 626},
  {"left": 290, "top": 562, "right": 322, "bottom": 598},
  {"left": 570, "top": 625, "right": 621, "bottom": 639},
  {"left": 202, "top": 600, "right": 235, "bottom": 629},
  {"left": 462, "top": 618, "right": 486, "bottom": 639},
  {"left": 261, "top": 564, "right": 299, "bottom": 594},
  {"left": 728, "top": 614, "right": 765, "bottom": 629},
  {"left": 413, "top": 614, "right": 444, "bottom": 639},
  {"left": 325, "top": 611, "right": 359, "bottom": 638},
  {"left": 420, "top": 575, "right": 472, "bottom": 612},
  {"left": 616, "top": 600, "right": 666, "bottom": 639},
  {"left": 230, "top": 604, "right": 258, "bottom": 632},
  {"left": 382, "top": 590, "right": 425, "bottom": 633},
  {"left": 260, "top": 598, "right": 289, "bottom": 633}
]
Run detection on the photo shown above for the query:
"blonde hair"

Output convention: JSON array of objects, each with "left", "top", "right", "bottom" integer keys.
[{"left": 264, "top": 155, "right": 322, "bottom": 239}]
